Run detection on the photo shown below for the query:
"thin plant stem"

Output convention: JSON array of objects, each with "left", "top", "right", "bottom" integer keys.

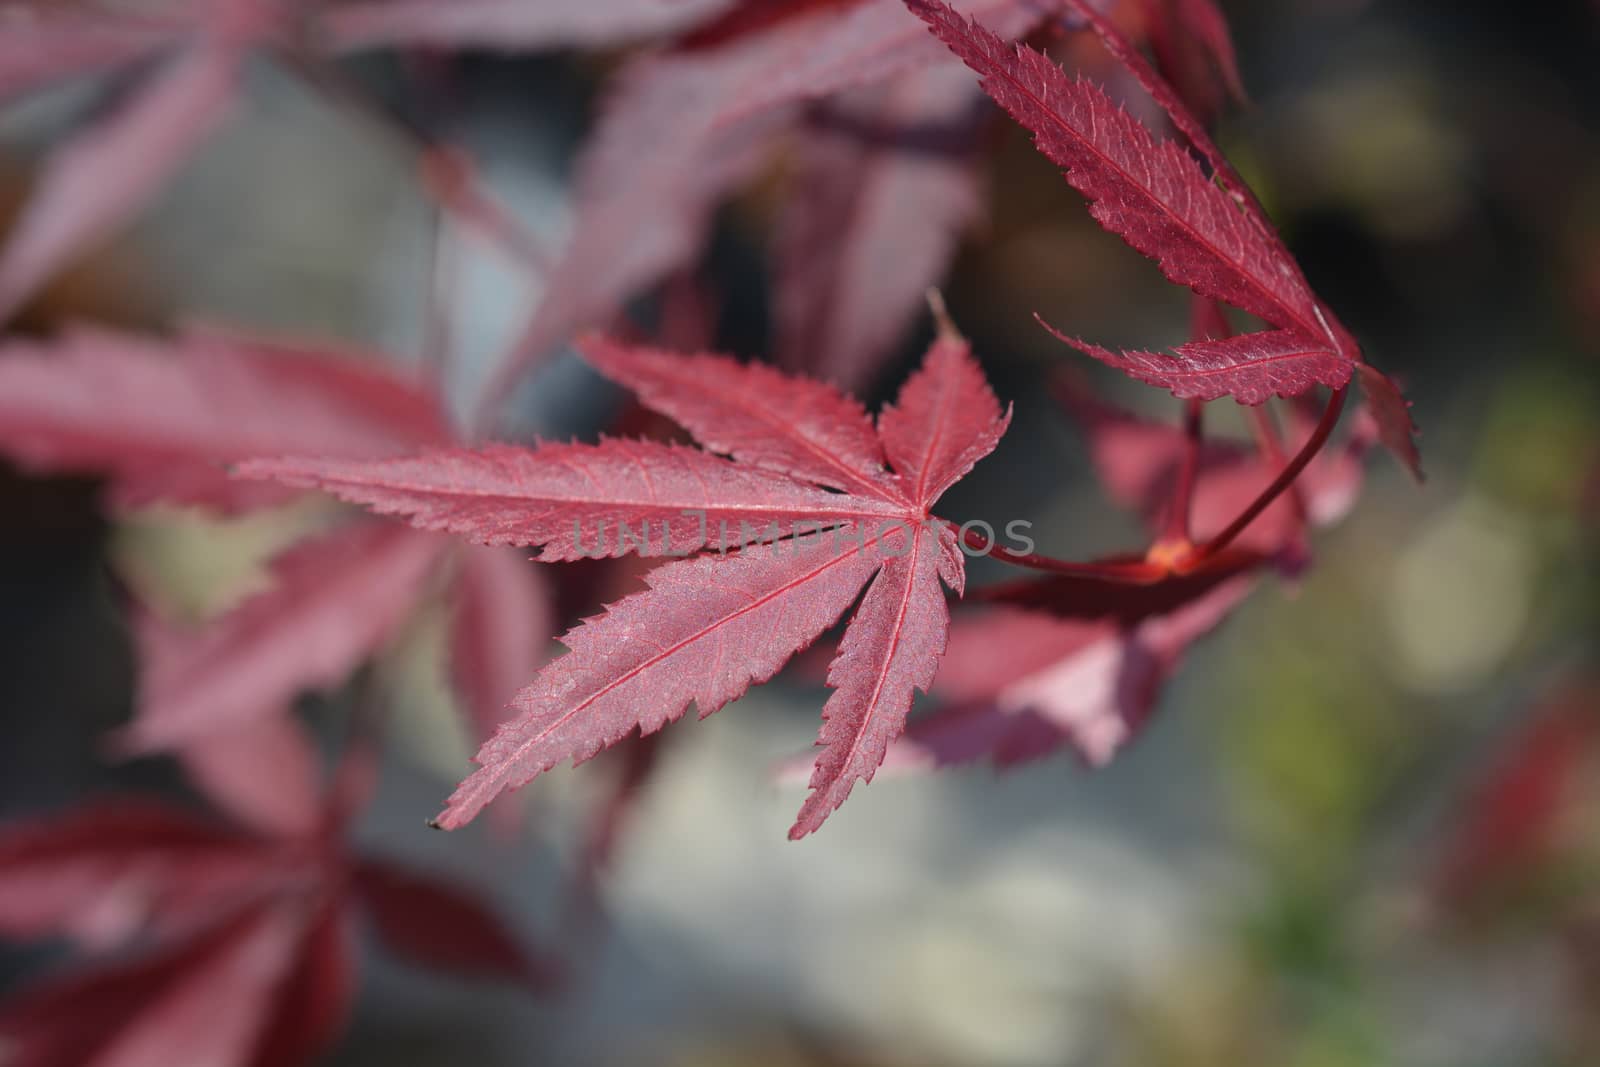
[
  {"left": 1197, "top": 386, "right": 1348, "bottom": 562},
  {"left": 1246, "top": 402, "right": 1310, "bottom": 529},
  {"left": 944, "top": 521, "right": 1167, "bottom": 582},
  {"left": 1164, "top": 398, "right": 1204, "bottom": 543}
]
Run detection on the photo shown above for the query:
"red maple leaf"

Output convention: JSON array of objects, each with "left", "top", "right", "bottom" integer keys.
[
  {"left": 903, "top": 0, "right": 1422, "bottom": 478},
  {"left": 239, "top": 316, "right": 1011, "bottom": 837},
  {"left": 177, "top": 717, "right": 329, "bottom": 840},
  {"left": 0, "top": 0, "right": 1419, "bottom": 862},
  {"left": 0, "top": 326, "right": 452, "bottom": 512},
  {"left": 772, "top": 63, "right": 988, "bottom": 390},
  {"left": 116, "top": 521, "right": 451, "bottom": 755},
  {"left": 477, "top": 0, "right": 1065, "bottom": 414},
  {"left": 0, "top": 731, "right": 555, "bottom": 1067},
  {"left": 0, "top": 327, "right": 552, "bottom": 762},
  {"left": 1136, "top": 0, "right": 1247, "bottom": 124}
]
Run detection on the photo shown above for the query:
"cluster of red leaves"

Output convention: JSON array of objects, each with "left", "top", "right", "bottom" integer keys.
[
  {"left": 0, "top": 328, "right": 561, "bottom": 1064},
  {"left": 243, "top": 321, "right": 1010, "bottom": 837},
  {"left": 0, "top": 326, "right": 550, "bottom": 757},
  {"left": 0, "top": 735, "right": 555, "bottom": 1067},
  {"left": 471, "top": 0, "right": 1081, "bottom": 410},
  {"left": 292, "top": 0, "right": 1420, "bottom": 840},
  {"left": 0, "top": 0, "right": 1428, "bottom": 1057},
  {"left": 0, "top": 0, "right": 1421, "bottom": 825},
  {"left": 0, "top": 1, "right": 1423, "bottom": 830}
]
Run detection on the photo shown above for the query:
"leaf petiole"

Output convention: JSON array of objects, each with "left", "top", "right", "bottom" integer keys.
[
  {"left": 1195, "top": 385, "right": 1348, "bottom": 563},
  {"left": 944, "top": 521, "right": 1168, "bottom": 583}
]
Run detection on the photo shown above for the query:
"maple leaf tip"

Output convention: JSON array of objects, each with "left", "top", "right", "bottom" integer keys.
[
  {"left": 786, "top": 817, "right": 819, "bottom": 842},
  {"left": 1031, "top": 312, "right": 1098, "bottom": 357}
]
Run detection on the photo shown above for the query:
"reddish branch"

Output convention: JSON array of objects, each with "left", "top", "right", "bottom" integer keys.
[
  {"left": 950, "top": 386, "right": 1346, "bottom": 582},
  {"left": 1246, "top": 403, "right": 1311, "bottom": 532},
  {"left": 1200, "top": 386, "right": 1348, "bottom": 560},
  {"left": 1162, "top": 397, "right": 1205, "bottom": 546},
  {"left": 946, "top": 522, "right": 1167, "bottom": 583}
]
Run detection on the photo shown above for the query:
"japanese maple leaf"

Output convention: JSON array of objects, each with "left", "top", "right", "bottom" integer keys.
[
  {"left": 477, "top": 0, "right": 1063, "bottom": 412},
  {"left": 0, "top": 326, "right": 550, "bottom": 759},
  {"left": 773, "top": 62, "right": 988, "bottom": 390},
  {"left": 1136, "top": 0, "right": 1246, "bottom": 124},
  {"left": 903, "top": 0, "right": 1422, "bottom": 477},
  {"left": 0, "top": 727, "right": 555, "bottom": 1067},
  {"left": 115, "top": 520, "right": 450, "bottom": 754},
  {"left": 118, "top": 521, "right": 550, "bottom": 762},
  {"left": 0, "top": 325, "right": 452, "bottom": 512},
  {"left": 239, "top": 320, "right": 1011, "bottom": 837}
]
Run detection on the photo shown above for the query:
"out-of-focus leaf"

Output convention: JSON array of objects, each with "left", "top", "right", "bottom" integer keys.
[
  {"left": 117, "top": 521, "right": 449, "bottom": 754},
  {"left": 0, "top": 326, "right": 449, "bottom": 513},
  {"left": 0, "top": 42, "right": 241, "bottom": 322},
  {"left": 773, "top": 64, "right": 986, "bottom": 390}
]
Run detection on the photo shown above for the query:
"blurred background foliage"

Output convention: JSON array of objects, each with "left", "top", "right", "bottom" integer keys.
[{"left": 2, "top": 0, "right": 1598, "bottom": 1065}]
